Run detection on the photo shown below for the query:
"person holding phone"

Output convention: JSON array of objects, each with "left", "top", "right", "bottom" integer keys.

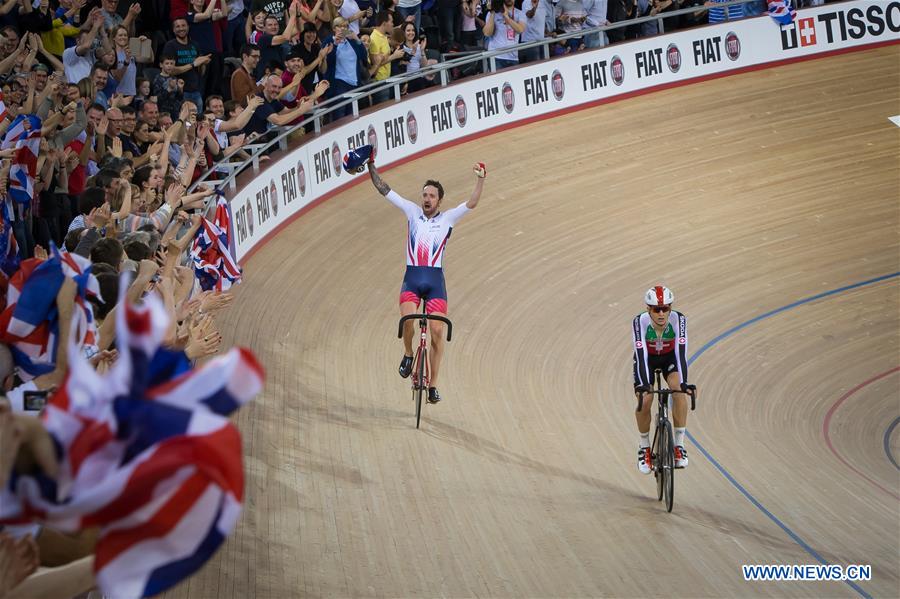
[{"left": 318, "top": 17, "right": 368, "bottom": 119}]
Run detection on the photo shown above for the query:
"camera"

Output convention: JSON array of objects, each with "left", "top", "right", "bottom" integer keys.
[
  {"left": 491, "top": 0, "right": 504, "bottom": 12},
  {"left": 23, "top": 390, "right": 49, "bottom": 412}
]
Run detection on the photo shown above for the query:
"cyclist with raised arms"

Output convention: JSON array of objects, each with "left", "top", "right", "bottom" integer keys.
[
  {"left": 632, "top": 286, "right": 695, "bottom": 473},
  {"left": 367, "top": 157, "right": 486, "bottom": 404}
]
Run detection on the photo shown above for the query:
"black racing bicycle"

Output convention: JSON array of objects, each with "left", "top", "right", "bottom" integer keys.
[
  {"left": 638, "top": 369, "right": 696, "bottom": 512},
  {"left": 398, "top": 303, "right": 452, "bottom": 429}
]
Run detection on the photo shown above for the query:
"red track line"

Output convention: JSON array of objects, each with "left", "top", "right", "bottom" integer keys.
[{"left": 822, "top": 366, "right": 900, "bottom": 501}]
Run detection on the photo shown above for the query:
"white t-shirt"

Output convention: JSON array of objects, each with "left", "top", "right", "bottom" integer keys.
[
  {"left": 486, "top": 8, "right": 527, "bottom": 63},
  {"left": 63, "top": 47, "right": 95, "bottom": 84},
  {"left": 339, "top": 0, "right": 364, "bottom": 34},
  {"left": 521, "top": 0, "right": 546, "bottom": 42}
]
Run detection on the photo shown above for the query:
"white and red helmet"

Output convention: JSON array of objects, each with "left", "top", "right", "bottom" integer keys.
[{"left": 644, "top": 286, "right": 674, "bottom": 307}]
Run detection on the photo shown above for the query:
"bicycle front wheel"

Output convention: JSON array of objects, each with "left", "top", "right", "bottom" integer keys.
[
  {"left": 653, "top": 427, "right": 663, "bottom": 501},
  {"left": 663, "top": 419, "right": 675, "bottom": 512},
  {"left": 415, "top": 347, "right": 427, "bottom": 429}
]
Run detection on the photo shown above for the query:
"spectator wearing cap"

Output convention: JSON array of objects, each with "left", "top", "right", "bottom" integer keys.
[
  {"left": 280, "top": 44, "right": 330, "bottom": 109},
  {"left": 244, "top": 74, "right": 328, "bottom": 136},
  {"left": 162, "top": 18, "right": 211, "bottom": 112},
  {"left": 319, "top": 17, "right": 367, "bottom": 119},
  {"left": 63, "top": 14, "right": 103, "bottom": 83},
  {"left": 231, "top": 45, "right": 262, "bottom": 108}
]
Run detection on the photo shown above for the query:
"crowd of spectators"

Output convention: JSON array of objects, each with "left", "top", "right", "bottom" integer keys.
[{"left": 0, "top": 0, "right": 838, "bottom": 272}]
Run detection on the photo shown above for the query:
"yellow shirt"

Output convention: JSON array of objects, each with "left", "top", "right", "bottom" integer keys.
[{"left": 370, "top": 28, "right": 391, "bottom": 82}]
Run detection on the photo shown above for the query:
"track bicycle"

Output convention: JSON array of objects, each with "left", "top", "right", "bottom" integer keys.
[
  {"left": 397, "top": 302, "right": 452, "bottom": 429},
  {"left": 637, "top": 369, "right": 696, "bottom": 512}
]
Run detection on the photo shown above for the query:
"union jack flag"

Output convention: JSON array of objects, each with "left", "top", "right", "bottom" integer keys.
[
  {"left": 0, "top": 92, "right": 8, "bottom": 124},
  {"left": 2, "top": 114, "right": 42, "bottom": 206},
  {"left": 768, "top": 0, "right": 797, "bottom": 26},
  {"left": 0, "top": 284, "right": 264, "bottom": 597},
  {"left": 0, "top": 199, "right": 18, "bottom": 278},
  {"left": 0, "top": 245, "right": 99, "bottom": 380},
  {"left": 191, "top": 194, "right": 242, "bottom": 291}
]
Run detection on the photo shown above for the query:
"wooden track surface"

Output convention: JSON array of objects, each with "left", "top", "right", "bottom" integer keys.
[{"left": 165, "top": 46, "right": 900, "bottom": 598}]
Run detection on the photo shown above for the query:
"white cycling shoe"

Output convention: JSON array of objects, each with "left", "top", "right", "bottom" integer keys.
[
  {"left": 674, "top": 445, "right": 688, "bottom": 468},
  {"left": 638, "top": 447, "right": 652, "bottom": 475}
]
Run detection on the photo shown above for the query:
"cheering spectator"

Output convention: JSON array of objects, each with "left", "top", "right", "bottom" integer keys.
[
  {"left": 231, "top": 45, "right": 262, "bottom": 107},
  {"left": 583, "top": 0, "right": 610, "bottom": 48},
  {"left": 460, "top": 0, "right": 484, "bottom": 48},
  {"left": 245, "top": 74, "right": 329, "bottom": 136},
  {"left": 162, "top": 18, "right": 211, "bottom": 111},
  {"left": 319, "top": 17, "right": 368, "bottom": 119},
  {"left": 519, "top": 0, "right": 547, "bottom": 63},
  {"left": 247, "top": 2, "right": 300, "bottom": 79},
  {"left": 62, "top": 12, "right": 103, "bottom": 84},
  {"left": 482, "top": 0, "right": 526, "bottom": 70},
  {"left": 397, "top": 0, "right": 422, "bottom": 31}
]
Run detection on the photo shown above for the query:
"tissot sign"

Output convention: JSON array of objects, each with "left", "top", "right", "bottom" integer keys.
[{"left": 227, "top": 0, "right": 897, "bottom": 261}]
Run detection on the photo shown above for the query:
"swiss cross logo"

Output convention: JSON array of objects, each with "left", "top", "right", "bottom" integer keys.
[{"left": 798, "top": 18, "right": 817, "bottom": 46}]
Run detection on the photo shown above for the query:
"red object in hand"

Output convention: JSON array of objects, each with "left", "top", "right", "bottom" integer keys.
[{"left": 473, "top": 162, "right": 486, "bottom": 178}]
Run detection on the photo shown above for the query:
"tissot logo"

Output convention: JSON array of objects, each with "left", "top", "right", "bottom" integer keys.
[
  {"left": 780, "top": 4, "right": 899, "bottom": 50},
  {"left": 666, "top": 44, "right": 681, "bottom": 73}
]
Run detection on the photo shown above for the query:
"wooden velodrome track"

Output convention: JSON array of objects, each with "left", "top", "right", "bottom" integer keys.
[{"left": 166, "top": 45, "right": 899, "bottom": 598}]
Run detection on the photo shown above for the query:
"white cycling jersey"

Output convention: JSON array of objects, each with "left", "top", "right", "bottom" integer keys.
[{"left": 385, "top": 190, "right": 470, "bottom": 268}]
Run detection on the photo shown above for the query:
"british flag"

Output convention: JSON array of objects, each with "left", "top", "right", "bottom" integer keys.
[
  {"left": 0, "top": 245, "right": 99, "bottom": 380},
  {"left": 0, "top": 199, "right": 18, "bottom": 278},
  {"left": 0, "top": 92, "right": 8, "bottom": 124},
  {"left": 0, "top": 284, "right": 264, "bottom": 597},
  {"left": 768, "top": 0, "right": 797, "bottom": 26},
  {"left": 2, "top": 114, "right": 42, "bottom": 207},
  {"left": 190, "top": 194, "right": 242, "bottom": 291}
]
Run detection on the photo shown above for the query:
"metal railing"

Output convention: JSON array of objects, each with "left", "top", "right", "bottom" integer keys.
[{"left": 188, "top": 0, "right": 763, "bottom": 194}]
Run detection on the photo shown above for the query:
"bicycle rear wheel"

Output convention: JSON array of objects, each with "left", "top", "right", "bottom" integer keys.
[
  {"left": 414, "top": 347, "right": 427, "bottom": 429},
  {"left": 662, "top": 419, "right": 675, "bottom": 512}
]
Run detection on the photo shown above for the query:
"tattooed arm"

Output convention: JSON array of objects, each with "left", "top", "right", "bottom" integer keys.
[{"left": 367, "top": 162, "right": 391, "bottom": 196}]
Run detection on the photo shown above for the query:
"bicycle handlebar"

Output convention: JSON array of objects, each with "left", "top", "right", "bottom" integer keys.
[
  {"left": 636, "top": 385, "right": 696, "bottom": 412},
  {"left": 398, "top": 313, "right": 453, "bottom": 342}
]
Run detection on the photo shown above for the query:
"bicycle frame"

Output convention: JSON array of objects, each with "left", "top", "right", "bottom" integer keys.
[
  {"left": 397, "top": 303, "right": 453, "bottom": 428},
  {"left": 638, "top": 369, "right": 697, "bottom": 512}
]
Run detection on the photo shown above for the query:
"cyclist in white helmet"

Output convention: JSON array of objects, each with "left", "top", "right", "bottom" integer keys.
[{"left": 632, "top": 286, "right": 695, "bottom": 474}]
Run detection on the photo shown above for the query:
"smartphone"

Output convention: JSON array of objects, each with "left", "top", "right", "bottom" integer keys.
[{"left": 23, "top": 390, "right": 49, "bottom": 412}]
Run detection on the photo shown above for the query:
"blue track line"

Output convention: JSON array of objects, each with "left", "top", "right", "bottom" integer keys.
[
  {"left": 884, "top": 417, "right": 900, "bottom": 472},
  {"left": 685, "top": 271, "right": 899, "bottom": 599}
]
